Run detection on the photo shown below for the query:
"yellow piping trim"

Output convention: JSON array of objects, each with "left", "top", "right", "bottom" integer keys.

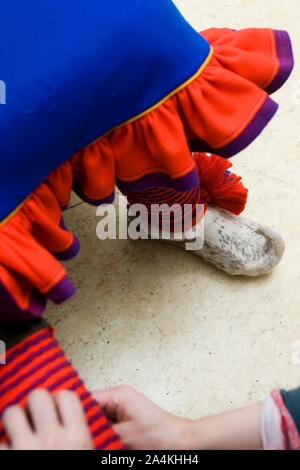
[
  {"left": 98, "top": 46, "right": 214, "bottom": 138},
  {"left": 0, "top": 197, "right": 30, "bottom": 228},
  {"left": 0, "top": 46, "right": 214, "bottom": 228}
]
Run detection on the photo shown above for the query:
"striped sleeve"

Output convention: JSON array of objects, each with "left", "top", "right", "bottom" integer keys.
[
  {"left": 261, "top": 389, "right": 300, "bottom": 450},
  {"left": 0, "top": 324, "right": 124, "bottom": 450}
]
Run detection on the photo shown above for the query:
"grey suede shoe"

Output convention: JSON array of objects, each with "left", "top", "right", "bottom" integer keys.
[
  {"left": 189, "top": 205, "right": 285, "bottom": 276},
  {"left": 130, "top": 205, "right": 285, "bottom": 277}
]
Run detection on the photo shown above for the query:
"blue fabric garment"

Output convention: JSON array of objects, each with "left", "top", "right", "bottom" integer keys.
[{"left": 0, "top": 0, "right": 210, "bottom": 222}]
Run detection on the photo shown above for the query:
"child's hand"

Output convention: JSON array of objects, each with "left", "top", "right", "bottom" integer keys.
[
  {"left": 0, "top": 389, "right": 92, "bottom": 450},
  {"left": 93, "top": 385, "right": 190, "bottom": 450},
  {"left": 93, "top": 386, "right": 262, "bottom": 450}
]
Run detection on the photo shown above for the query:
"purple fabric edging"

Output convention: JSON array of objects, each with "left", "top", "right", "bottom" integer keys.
[
  {"left": 265, "top": 30, "right": 294, "bottom": 95},
  {"left": 117, "top": 167, "right": 199, "bottom": 193},
  {"left": 189, "top": 96, "right": 278, "bottom": 158},
  {"left": 0, "top": 267, "right": 76, "bottom": 324},
  {"left": 73, "top": 179, "right": 115, "bottom": 206},
  {"left": 52, "top": 218, "right": 81, "bottom": 261},
  {"left": 0, "top": 281, "right": 46, "bottom": 323},
  {"left": 54, "top": 235, "right": 80, "bottom": 261},
  {"left": 46, "top": 275, "right": 76, "bottom": 305}
]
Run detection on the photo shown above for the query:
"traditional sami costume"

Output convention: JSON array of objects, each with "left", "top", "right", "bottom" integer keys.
[
  {"left": 0, "top": 0, "right": 294, "bottom": 323},
  {"left": 0, "top": 0, "right": 295, "bottom": 451}
]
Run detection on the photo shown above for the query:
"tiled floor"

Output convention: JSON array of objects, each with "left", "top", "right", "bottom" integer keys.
[{"left": 46, "top": 0, "right": 300, "bottom": 419}]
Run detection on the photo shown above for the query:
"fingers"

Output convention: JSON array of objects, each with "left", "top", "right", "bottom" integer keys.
[
  {"left": 54, "top": 391, "right": 92, "bottom": 450},
  {"left": 92, "top": 388, "right": 117, "bottom": 417},
  {"left": 92, "top": 385, "right": 139, "bottom": 422},
  {"left": 54, "top": 390, "right": 87, "bottom": 428},
  {"left": 53, "top": 391, "right": 92, "bottom": 450},
  {"left": 26, "top": 389, "right": 58, "bottom": 430},
  {"left": 2, "top": 405, "right": 32, "bottom": 445},
  {"left": 2, "top": 389, "right": 93, "bottom": 450},
  {"left": 92, "top": 389, "right": 120, "bottom": 421}
]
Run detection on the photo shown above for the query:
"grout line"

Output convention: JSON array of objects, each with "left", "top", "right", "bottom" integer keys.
[{"left": 64, "top": 202, "right": 85, "bottom": 211}]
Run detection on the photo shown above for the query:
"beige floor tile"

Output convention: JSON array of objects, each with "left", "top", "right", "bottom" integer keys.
[{"left": 46, "top": 0, "right": 300, "bottom": 418}]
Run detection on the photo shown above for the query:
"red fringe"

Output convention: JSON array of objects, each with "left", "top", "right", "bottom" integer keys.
[{"left": 193, "top": 152, "right": 248, "bottom": 215}]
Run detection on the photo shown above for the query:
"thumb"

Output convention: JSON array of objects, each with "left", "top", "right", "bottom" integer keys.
[{"left": 92, "top": 385, "right": 137, "bottom": 423}]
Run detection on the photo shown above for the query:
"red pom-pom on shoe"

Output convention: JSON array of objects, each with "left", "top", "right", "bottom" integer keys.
[{"left": 193, "top": 152, "right": 248, "bottom": 215}]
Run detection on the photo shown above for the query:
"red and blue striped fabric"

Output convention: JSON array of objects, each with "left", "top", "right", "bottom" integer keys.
[{"left": 0, "top": 328, "right": 124, "bottom": 450}]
